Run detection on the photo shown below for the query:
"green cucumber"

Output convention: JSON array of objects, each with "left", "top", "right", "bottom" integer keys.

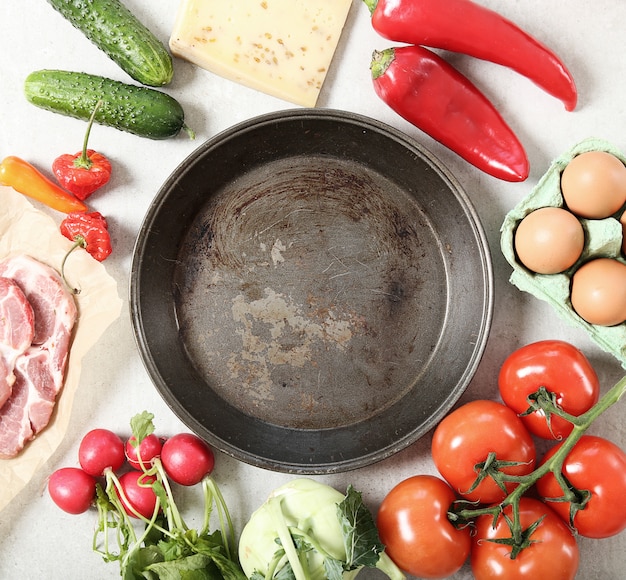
[
  {"left": 47, "top": 0, "right": 173, "bottom": 87},
  {"left": 24, "top": 70, "right": 194, "bottom": 140}
]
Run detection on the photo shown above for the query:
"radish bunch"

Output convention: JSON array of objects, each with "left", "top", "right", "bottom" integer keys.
[{"left": 47, "top": 411, "right": 242, "bottom": 579}]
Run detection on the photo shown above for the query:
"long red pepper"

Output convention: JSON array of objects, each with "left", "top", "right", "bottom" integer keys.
[
  {"left": 371, "top": 45, "right": 529, "bottom": 182},
  {"left": 363, "top": 0, "right": 577, "bottom": 111}
]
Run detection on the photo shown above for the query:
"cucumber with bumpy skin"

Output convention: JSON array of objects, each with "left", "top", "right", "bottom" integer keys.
[
  {"left": 24, "top": 70, "right": 194, "bottom": 140},
  {"left": 47, "top": 0, "right": 173, "bottom": 87}
]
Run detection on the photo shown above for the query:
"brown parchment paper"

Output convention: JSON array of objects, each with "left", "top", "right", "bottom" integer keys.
[{"left": 0, "top": 186, "right": 123, "bottom": 512}]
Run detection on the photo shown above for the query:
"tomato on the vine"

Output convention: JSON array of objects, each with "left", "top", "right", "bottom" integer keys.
[
  {"left": 431, "top": 400, "right": 536, "bottom": 503},
  {"left": 377, "top": 475, "right": 471, "bottom": 579},
  {"left": 498, "top": 340, "right": 599, "bottom": 439},
  {"left": 536, "top": 434, "right": 626, "bottom": 538},
  {"left": 471, "top": 498, "right": 579, "bottom": 580}
]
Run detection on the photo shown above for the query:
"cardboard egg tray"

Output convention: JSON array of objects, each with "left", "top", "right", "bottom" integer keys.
[{"left": 500, "top": 137, "right": 626, "bottom": 368}]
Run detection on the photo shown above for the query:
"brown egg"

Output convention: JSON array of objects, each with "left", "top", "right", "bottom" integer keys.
[
  {"left": 570, "top": 257, "right": 626, "bottom": 326},
  {"left": 561, "top": 150, "right": 626, "bottom": 218},
  {"left": 514, "top": 207, "right": 585, "bottom": 274}
]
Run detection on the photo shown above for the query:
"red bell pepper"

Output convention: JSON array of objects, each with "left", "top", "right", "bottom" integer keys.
[
  {"left": 52, "top": 100, "right": 112, "bottom": 200},
  {"left": 363, "top": 0, "right": 577, "bottom": 111},
  {"left": 371, "top": 45, "right": 529, "bottom": 182}
]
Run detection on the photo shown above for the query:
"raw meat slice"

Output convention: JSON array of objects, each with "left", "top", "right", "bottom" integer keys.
[
  {"left": 0, "top": 277, "right": 35, "bottom": 409},
  {"left": 0, "top": 256, "right": 75, "bottom": 346},
  {"left": 0, "top": 374, "right": 34, "bottom": 459},
  {"left": 0, "top": 256, "right": 77, "bottom": 458}
]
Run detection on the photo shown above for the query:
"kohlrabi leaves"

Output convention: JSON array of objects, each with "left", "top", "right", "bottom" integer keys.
[{"left": 338, "top": 485, "right": 384, "bottom": 570}]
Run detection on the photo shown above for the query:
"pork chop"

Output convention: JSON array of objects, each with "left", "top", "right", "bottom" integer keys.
[
  {"left": 0, "top": 277, "right": 35, "bottom": 409},
  {"left": 0, "top": 256, "right": 77, "bottom": 458}
]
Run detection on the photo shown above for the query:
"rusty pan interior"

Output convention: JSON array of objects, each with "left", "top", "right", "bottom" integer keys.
[{"left": 130, "top": 109, "right": 493, "bottom": 473}]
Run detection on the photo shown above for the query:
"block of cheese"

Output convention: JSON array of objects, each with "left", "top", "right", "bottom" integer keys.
[{"left": 169, "top": 0, "right": 353, "bottom": 107}]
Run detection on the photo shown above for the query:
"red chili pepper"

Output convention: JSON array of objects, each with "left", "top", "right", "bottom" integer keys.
[
  {"left": 0, "top": 156, "right": 87, "bottom": 213},
  {"left": 60, "top": 211, "right": 112, "bottom": 262},
  {"left": 371, "top": 46, "right": 529, "bottom": 182},
  {"left": 363, "top": 0, "right": 577, "bottom": 111},
  {"left": 52, "top": 100, "right": 112, "bottom": 200}
]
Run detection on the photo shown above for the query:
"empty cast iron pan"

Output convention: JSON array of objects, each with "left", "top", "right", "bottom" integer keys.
[{"left": 130, "top": 108, "right": 494, "bottom": 473}]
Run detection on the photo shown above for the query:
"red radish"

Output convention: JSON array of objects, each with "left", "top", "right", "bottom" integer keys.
[
  {"left": 78, "top": 428, "right": 125, "bottom": 476},
  {"left": 117, "top": 471, "right": 159, "bottom": 519},
  {"left": 48, "top": 467, "right": 96, "bottom": 514},
  {"left": 125, "top": 434, "right": 163, "bottom": 470},
  {"left": 161, "top": 433, "right": 215, "bottom": 486}
]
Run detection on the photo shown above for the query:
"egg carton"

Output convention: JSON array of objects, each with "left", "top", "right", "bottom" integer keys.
[{"left": 500, "top": 137, "right": 626, "bottom": 368}]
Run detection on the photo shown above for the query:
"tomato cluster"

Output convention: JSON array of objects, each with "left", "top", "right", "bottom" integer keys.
[
  {"left": 48, "top": 420, "right": 215, "bottom": 518},
  {"left": 377, "top": 340, "right": 626, "bottom": 579}
]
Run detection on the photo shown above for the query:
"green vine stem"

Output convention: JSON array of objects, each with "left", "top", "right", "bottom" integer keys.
[
  {"left": 450, "top": 374, "right": 626, "bottom": 543},
  {"left": 74, "top": 99, "right": 102, "bottom": 170}
]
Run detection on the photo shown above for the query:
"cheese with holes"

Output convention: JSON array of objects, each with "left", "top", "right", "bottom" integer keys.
[{"left": 169, "top": 0, "right": 353, "bottom": 107}]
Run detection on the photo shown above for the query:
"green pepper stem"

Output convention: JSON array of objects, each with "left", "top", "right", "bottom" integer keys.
[
  {"left": 370, "top": 48, "right": 395, "bottom": 80},
  {"left": 75, "top": 100, "right": 103, "bottom": 170},
  {"left": 362, "top": 0, "right": 378, "bottom": 16},
  {"left": 60, "top": 239, "right": 84, "bottom": 294}
]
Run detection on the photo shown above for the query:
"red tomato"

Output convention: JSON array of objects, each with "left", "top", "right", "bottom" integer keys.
[
  {"left": 431, "top": 400, "right": 536, "bottom": 503},
  {"left": 536, "top": 435, "right": 626, "bottom": 538},
  {"left": 377, "top": 475, "right": 471, "bottom": 579},
  {"left": 498, "top": 340, "right": 599, "bottom": 439},
  {"left": 117, "top": 471, "right": 159, "bottom": 519},
  {"left": 471, "top": 498, "right": 579, "bottom": 579}
]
